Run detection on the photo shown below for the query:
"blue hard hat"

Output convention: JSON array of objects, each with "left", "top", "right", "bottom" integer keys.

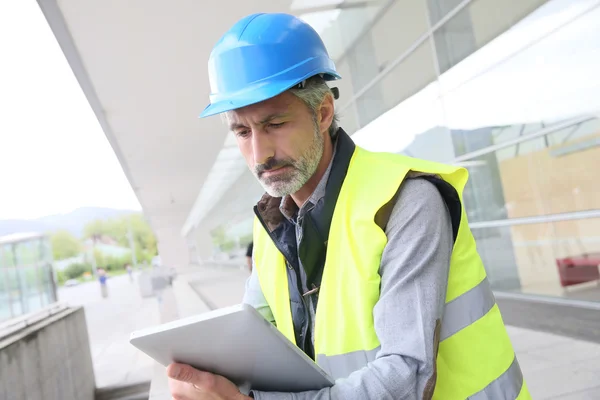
[{"left": 200, "top": 13, "right": 341, "bottom": 118}]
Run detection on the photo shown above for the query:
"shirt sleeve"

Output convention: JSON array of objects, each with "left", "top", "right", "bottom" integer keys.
[{"left": 251, "top": 178, "right": 453, "bottom": 400}]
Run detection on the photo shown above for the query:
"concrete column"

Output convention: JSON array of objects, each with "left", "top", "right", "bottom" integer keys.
[
  {"left": 194, "top": 228, "right": 213, "bottom": 264},
  {"left": 156, "top": 229, "right": 189, "bottom": 270}
]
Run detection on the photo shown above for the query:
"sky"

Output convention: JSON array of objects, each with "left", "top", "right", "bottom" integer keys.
[{"left": 0, "top": 0, "right": 141, "bottom": 220}]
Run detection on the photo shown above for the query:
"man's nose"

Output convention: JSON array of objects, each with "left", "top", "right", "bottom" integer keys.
[{"left": 251, "top": 130, "right": 275, "bottom": 165}]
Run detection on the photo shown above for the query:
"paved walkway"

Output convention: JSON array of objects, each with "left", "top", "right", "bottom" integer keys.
[
  {"left": 507, "top": 326, "right": 600, "bottom": 399},
  {"left": 57, "top": 272, "right": 159, "bottom": 389},
  {"left": 54, "top": 261, "right": 600, "bottom": 398}
]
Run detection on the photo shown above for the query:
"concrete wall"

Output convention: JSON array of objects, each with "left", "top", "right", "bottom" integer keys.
[{"left": 0, "top": 307, "right": 95, "bottom": 400}]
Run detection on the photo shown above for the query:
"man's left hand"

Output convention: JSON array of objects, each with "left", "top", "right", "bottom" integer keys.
[{"left": 167, "top": 363, "right": 252, "bottom": 400}]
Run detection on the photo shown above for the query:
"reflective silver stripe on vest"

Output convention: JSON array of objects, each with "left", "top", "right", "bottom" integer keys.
[
  {"left": 440, "top": 277, "right": 496, "bottom": 341},
  {"left": 317, "top": 278, "right": 500, "bottom": 381},
  {"left": 468, "top": 356, "right": 524, "bottom": 399},
  {"left": 317, "top": 347, "right": 380, "bottom": 380}
]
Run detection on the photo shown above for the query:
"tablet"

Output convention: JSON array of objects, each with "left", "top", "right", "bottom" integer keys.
[{"left": 129, "top": 303, "right": 334, "bottom": 392}]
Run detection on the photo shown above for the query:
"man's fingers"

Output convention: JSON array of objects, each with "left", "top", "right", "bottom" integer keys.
[
  {"left": 167, "top": 363, "right": 198, "bottom": 383},
  {"left": 168, "top": 364, "right": 247, "bottom": 400},
  {"left": 167, "top": 363, "right": 218, "bottom": 390}
]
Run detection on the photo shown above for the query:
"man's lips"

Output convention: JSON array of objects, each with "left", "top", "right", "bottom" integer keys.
[{"left": 261, "top": 165, "right": 291, "bottom": 177}]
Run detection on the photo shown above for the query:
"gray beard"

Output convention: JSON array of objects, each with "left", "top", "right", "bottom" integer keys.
[{"left": 256, "top": 127, "right": 324, "bottom": 198}]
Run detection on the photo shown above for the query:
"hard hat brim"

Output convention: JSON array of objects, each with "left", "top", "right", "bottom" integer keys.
[{"left": 199, "top": 69, "right": 341, "bottom": 118}]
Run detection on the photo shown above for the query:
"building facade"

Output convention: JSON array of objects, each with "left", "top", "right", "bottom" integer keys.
[{"left": 198, "top": 0, "right": 600, "bottom": 303}]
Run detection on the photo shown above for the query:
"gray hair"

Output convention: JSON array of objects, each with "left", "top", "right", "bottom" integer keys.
[
  {"left": 222, "top": 75, "right": 340, "bottom": 137},
  {"left": 289, "top": 75, "right": 339, "bottom": 138}
]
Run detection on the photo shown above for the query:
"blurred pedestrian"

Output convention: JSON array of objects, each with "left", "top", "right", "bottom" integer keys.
[
  {"left": 245, "top": 241, "right": 253, "bottom": 273},
  {"left": 98, "top": 268, "right": 109, "bottom": 298},
  {"left": 126, "top": 263, "right": 134, "bottom": 283}
]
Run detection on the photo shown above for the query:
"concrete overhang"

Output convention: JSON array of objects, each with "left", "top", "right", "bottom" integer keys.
[{"left": 35, "top": 0, "right": 356, "bottom": 264}]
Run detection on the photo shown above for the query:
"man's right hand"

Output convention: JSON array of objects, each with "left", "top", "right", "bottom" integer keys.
[{"left": 167, "top": 363, "right": 251, "bottom": 400}]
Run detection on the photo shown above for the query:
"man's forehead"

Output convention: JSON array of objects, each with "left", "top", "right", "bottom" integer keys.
[{"left": 229, "top": 93, "right": 297, "bottom": 123}]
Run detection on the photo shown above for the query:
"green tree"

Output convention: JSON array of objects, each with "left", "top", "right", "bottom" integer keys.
[
  {"left": 239, "top": 233, "right": 253, "bottom": 246},
  {"left": 83, "top": 213, "right": 158, "bottom": 260},
  {"left": 83, "top": 219, "right": 108, "bottom": 240},
  {"left": 63, "top": 262, "right": 92, "bottom": 280},
  {"left": 50, "top": 230, "right": 82, "bottom": 260},
  {"left": 211, "top": 226, "right": 227, "bottom": 247},
  {"left": 127, "top": 214, "right": 158, "bottom": 256}
]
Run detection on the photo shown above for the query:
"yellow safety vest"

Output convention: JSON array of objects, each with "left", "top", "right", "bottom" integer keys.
[{"left": 254, "top": 145, "right": 531, "bottom": 399}]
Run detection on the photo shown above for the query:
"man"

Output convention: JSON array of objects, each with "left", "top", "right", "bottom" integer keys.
[
  {"left": 245, "top": 241, "right": 253, "bottom": 272},
  {"left": 125, "top": 263, "right": 134, "bottom": 283},
  {"left": 167, "top": 12, "right": 530, "bottom": 400},
  {"left": 98, "top": 268, "right": 109, "bottom": 299}
]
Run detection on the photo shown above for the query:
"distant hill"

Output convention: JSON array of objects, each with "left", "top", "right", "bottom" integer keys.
[{"left": 0, "top": 207, "right": 140, "bottom": 238}]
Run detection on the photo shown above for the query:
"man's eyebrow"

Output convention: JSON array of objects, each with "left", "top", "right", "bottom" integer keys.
[
  {"left": 259, "top": 113, "right": 289, "bottom": 124},
  {"left": 229, "top": 112, "right": 289, "bottom": 131},
  {"left": 229, "top": 122, "right": 247, "bottom": 131}
]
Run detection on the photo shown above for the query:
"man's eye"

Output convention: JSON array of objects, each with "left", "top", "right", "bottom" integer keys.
[
  {"left": 269, "top": 122, "right": 285, "bottom": 129},
  {"left": 236, "top": 130, "right": 250, "bottom": 138}
]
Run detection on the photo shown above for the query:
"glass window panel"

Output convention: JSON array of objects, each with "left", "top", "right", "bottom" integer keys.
[
  {"left": 5, "top": 267, "right": 22, "bottom": 317},
  {"left": 473, "top": 218, "right": 600, "bottom": 302},
  {"left": 401, "top": 126, "right": 455, "bottom": 162},
  {"left": 337, "top": 101, "right": 360, "bottom": 136},
  {"left": 21, "top": 266, "right": 42, "bottom": 313},
  {"left": 468, "top": 0, "right": 549, "bottom": 49},
  {"left": 321, "top": 0, "right": 428, "bottom": 103},
  {"left": 370, "top": 0, "right": 430, "bottom": 69},
  {"left": 302, "top": 8, "right": 344, "bottom": 56},
  {"left": 0, "top": 268, "right": 10, "bottom": 321},
  {"left": 15, "top": 240, "right": 36, "bottom": 266},
  {"left": 292, "top": 0, "right": 342, "bottom": 10},
  {"left": 441, "top": 2, "right": 600, "bottom": 135},
  {"left": 39, "top": 268, "right": 49, "bottom": 308},
  {"left": 315, "top": 1, "right": 386, "bottom": 61},
  {"left": 460, "top": 153, "right": 510, "bottom": 223},
  {"left": 379, "top": 40, "right": 437, "bottom": 116},
  {"left": 0, "top": 236, "right": 56, "bottom": 320},
  {"left": 0, "top": 245, "right": 5, "bottom": 268},
  {"left": 430, "top": 0, "right": 547, "bottom": 72},
  {"left": 352, "top": 80, "right": 446, "bottom": 155},
  {"left": 434, "top": 2, "right": 600, "bottom": 223},
  {"left": 41, "top": 237, "right": 53, "bottom": 263},
  {"left": 457, "top": 119, "right": 600, "bottom": 223},
  {"left": 345, "top": 33, "right": 384, "bottom": 126},
  {"left": 455, "top": 119, "right": 600, "bottom": 160},
  {"left": 427, "top": 0, "right": 464, "bottom": 25},
  {"left": 0, "top": 244, "right": 16, "bottom": 268},
  {"left": 438, "top": 0, "right": 598, "bottom": 94},
  {"left": 432, "top": 2, "right": 477, "bottom": 74},
  {"left": 333, "top": 59, "right": 356, "bottom": 107},
  {"left": 472, "top": 226, "right": 523, "bottom": 291},
  {"left": 355, "top": 39, "right": 437, "bottom": 128},
  {"left": 501, "top": 130, "right": 600, "bottom": 219}
]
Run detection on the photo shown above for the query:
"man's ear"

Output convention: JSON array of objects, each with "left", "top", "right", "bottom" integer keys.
[{"left": 318, "top": 93, "right": 335, "bottom": 136}]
